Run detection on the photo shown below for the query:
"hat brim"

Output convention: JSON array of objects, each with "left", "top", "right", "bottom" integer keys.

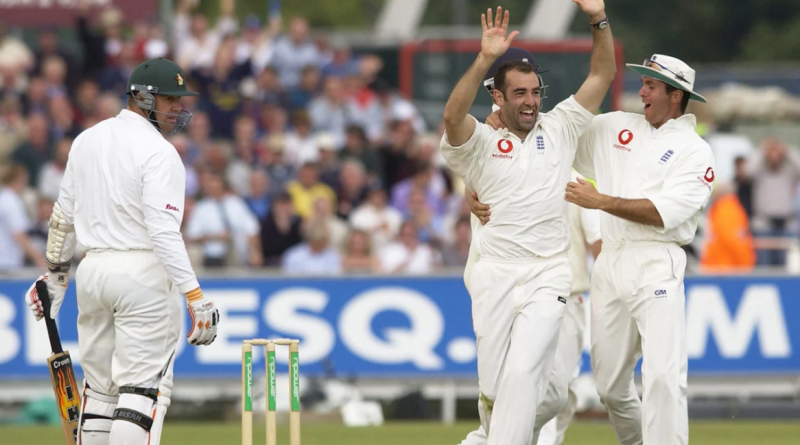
[{"left": 626, "top": 64, "right": 707, "bottom": 103}]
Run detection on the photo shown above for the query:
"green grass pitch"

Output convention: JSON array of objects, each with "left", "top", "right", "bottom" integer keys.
[{"left": 3, "top": 420, "right": 799, "bottom": 444}]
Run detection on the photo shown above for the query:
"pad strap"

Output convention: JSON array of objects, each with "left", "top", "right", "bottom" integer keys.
[
  {"left": 112, "top": 408, "right": 154, "bottom": 431},
  {"left": 119, "top": 386, "right": 159, "bottom": 402}
]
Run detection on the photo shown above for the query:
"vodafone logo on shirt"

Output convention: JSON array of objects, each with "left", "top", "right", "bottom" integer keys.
[
  {"left": 614, "top": 129, "right": 633, "bottom": 152},
  {"left": 697, "top": 167, "right": 714, "bottom": 191},
  {"left": 492, "top": 139, "right": 514, "bottom": 159}
]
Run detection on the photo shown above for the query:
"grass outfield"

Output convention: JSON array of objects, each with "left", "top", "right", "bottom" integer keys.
[{"left": 3, "top": 420, "right": 800, "bottom": 444}]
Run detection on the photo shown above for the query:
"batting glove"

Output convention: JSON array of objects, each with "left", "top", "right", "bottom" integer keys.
[
  {"left": 25, "top": 272, "right": 69, "bottom": 321},
  {"left": 185, "top": 288, "right": 220, "bottom": 346}
]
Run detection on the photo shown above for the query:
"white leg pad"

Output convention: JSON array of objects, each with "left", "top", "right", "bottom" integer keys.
[
  {"left": 78, "top": 388, "right": 118, "bottom": 445},
  {"left": 109, "top": 393, "right": 156, "bottom": 445},
  {"left": 146, "top": 402, "right": 169, "bottom": 445}
]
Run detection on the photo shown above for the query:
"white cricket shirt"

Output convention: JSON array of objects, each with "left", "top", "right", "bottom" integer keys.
[
  {"left": 441, "top": 96, "right": 595, "bottom": 258},
  {"left": 568, "top": 170, "right": 601, "bottom": 295},
  {"left": 57, "top": 109, "right": 200, "bottom": 293},
  {"left": 573, "top": 112, "right": 715, "bottom": 246}
]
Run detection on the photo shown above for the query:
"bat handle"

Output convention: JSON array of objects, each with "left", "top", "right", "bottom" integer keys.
[{"left": 37, "top": 280, "right": 64, "bottom": 354}]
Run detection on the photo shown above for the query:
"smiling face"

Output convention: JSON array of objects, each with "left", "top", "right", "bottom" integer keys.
[
  {"left": 638, "top": 76, "right": 684, "bottom": 128},
  {"left": 492, "top": 68, "right": 541, "bottom": 136}
]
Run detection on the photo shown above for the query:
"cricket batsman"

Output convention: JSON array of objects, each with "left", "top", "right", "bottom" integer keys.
[
  {"left": 25, "top": 58, "right": 220, "bottom": 445},
  {"left": 439, "top": 2, "right": 614, "bottom": 444}
]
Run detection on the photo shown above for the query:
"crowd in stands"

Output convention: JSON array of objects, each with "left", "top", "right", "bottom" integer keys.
[{"left": 0, "top": 0, "right": 797, "bottom": 275}]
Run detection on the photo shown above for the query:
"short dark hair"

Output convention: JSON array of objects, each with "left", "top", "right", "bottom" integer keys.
[
  {"left": 665, "top": 84, "right": 691, "bottom": 114},
  {"left": 494, "top": 60, "right": 537, "bottom": 95}
]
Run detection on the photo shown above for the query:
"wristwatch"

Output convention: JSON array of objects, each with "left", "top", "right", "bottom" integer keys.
[{"left": 591, "top": 17, "right": 609, "bottom": 30}]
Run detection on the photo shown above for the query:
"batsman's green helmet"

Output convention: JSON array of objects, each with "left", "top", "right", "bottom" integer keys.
[{"left": 126, "top": 58, "right": 199, "bottom": 97}]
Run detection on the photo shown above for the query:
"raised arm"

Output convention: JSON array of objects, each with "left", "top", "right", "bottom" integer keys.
[
  {"left": 572, "top": 0, "right": 616, "bottom": 113},
  {"left": 442, "top": 7, "right": 518, "bottom": 146}
]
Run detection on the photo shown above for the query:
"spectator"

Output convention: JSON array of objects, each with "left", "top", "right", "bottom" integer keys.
[
  {"left": 281, "top": 218, "right": 342, "bottom": 275},
  {"left": 350, "top": 186, "right": 403, "bottom": 251},
  {"left": 0, "top": 20, "right": 34, "bottom": 74},
  {"left": 234, "top": 14, "right": 281, "bottom": 71},
  {"left": 97, "top": 41, "right": 138, "bottom": 93},
  {"left": 227, "top": 114, "right": 260, "bottom": 196},
  {"left": 407, "top": 187, "right": 446, "bottom": 248},
  {"left": 73, "top": 79, "right": 100, "bottom": 126},
  {"left": 341, "top": 229, "right": 381, "bottom": 273},
  {"left": 734, "top": 155, "right": 753, "bottom": 217},
  {"left": 40, "top": 55, "right": 69, "bottom": 99},
  {"left": 76, "top": 2, "right": 124, "bottom": 79},
  {"left": 391, "top": 162, "right": 444, "bottom": 217},
  {"left": 262, "top": 134, "right": 296, "bottom": 196},
  {"left": 250, "top": 66, "right": 288, "bottom": 109},
  {"left": 440, "top": 216, "right": 472, "bottom": 267},
  {"left": 336, "top": 159, "right": 369, "bottom": 220},
  {"left": 27, "top": 197, "right": 54, "bottom": 259},
  {"left": 286, "top": 162, "right": 337, "bottom": 219},
  {"left": 0, "top": 165, "right": 45, "bottom": 270},
  {"left": 342, "top": 72, "right": 383, "bottom": 142},
  {"left": 283, "top": 111, "right": 319, "bottom": 168},
  {"left": 339, "top": 124, "right": 383, "bottom": 186},
  {"left": 245, "top": 168, "right": 271, "bottom": 220},
  {"left": 38, "top": 136, "right": 71, "bottom": 201},
  {"left": 191, "top": 37, "right": 256, "bottom": 138},
  {"left": 261, "top": 191, "right": 303, "bottom": 266},
  {"left": 187, "top": 111, "right": 212, "bottom": 163},
  {"left": 287, "top": 65, "right": 321, "bottom": 112},
  {"left": 11, "top": 113, "right": 51, "bottom": 187},
  {"left": 321, "top": 40, "right": 359, "bottom": 78},
  {"left": 185, "top": 170, "right": 262, "bottom": 268},
  {"left": 747, "top": 137, "right": 800, "bottom": 266},
  {"left": 174, "top": 0, "right": 237, "bottom": 71},
  {"left": 374, "top": 80, "right": 427, "bottom": 134},
  {"left": 308, "top": 196, "right": 349, "bottom": 253},
  {"left": 378, "top": 221, "right": 438, "bottom": 274},
  {"left": 0, "top": 97, "right": 26, "bottom": 160},
  {"left": 95, "top": 93, "right": 122, "bottom": 122},
  {"left": 270, "top": 17, "right": 320, "bottom": 88},
  {"left": 143, "top": 21, "right": 169, "bottom": 60},
  {"left": 22, "top": 76, "right": 48, "bottom": 115},
  {"left": 168, "top": 133, "right": 200, "bottom": 197},
  {"left": 308, "top": 76, "right": 351, "bottom": 147},
  {"left": 316, "top": 133, "right": 341, "bottom": 188},
  {"left": 700, "top": 182, "right": 755, "bottom": 272},
  {"left": 378, "top": 119, "right": 417, "bottom": 189},
  {"left": 48, "top": 95, "right": 80, "bottom": 141}
]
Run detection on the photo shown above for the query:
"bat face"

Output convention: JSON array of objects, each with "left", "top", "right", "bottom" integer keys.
[{"left": 48, "top": 351, "right": 80, "bottom": 445}]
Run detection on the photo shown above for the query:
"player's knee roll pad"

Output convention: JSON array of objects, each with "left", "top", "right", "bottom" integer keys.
[
  {"left": 112, "top": 387, "right": 158, "bottom": 432},
  {"left": 79, "top": 387, "right": 118, "bottom": 445}
]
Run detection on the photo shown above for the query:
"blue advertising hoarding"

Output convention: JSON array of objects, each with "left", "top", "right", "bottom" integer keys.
[{"left": 0, "top": 275, "right": 797, "bottom": 378}]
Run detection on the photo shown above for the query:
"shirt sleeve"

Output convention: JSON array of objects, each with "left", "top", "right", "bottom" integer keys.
[
  {"left": 141, "top": 145, "right": 200, "bottom": 293},
  {"left": 57, "top": 148, "right": 76, "bottom": 225},
  {"left": 579, "top": 207, "right": 602, "bottom": 245},
  {"left": 547, "top": 95, "right": 596, "bottom": 155},
  {"left": 439, "top": 116, "right": 487, "bottom": 187},
  {"left": 644, "top": 146, "right": 716, "bottom": 232}
]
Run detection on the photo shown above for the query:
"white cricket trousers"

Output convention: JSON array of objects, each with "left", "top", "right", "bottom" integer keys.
[
  {"left": 76, "top": 250, "right": 182, "bottom": 397},
  {"left": 537, "top": 292, "right": 587, "bottom": 445},
  {"left": 465, "top": 253, "right": 572, "bottom": 445},
  {"left": 590, "top": 241, "right": 688, "bottom": 445}
]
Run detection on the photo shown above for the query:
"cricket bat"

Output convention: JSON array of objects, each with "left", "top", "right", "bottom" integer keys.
[{"left": 37, "top": 280, "right": 81, "bottom": 445}]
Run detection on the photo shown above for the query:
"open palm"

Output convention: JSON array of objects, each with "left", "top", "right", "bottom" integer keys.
[
  {"left": 481, "top": 7, "right": 519, "bottom": 59},
  {"left": 572, "top": 0, "right": 605, "bottom": 18}
]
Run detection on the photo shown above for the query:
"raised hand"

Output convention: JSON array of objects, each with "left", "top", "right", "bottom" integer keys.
[
  {"left": 480, "top": 7, "right": 519, "bottom": 59},
  {"left": 572, "top": 0, "right": 606, "bottom": 20}
]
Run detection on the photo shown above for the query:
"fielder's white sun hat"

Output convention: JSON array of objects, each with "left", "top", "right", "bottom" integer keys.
[{"left": 626, "top": 54, "right": 707, "bottom": 103}]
